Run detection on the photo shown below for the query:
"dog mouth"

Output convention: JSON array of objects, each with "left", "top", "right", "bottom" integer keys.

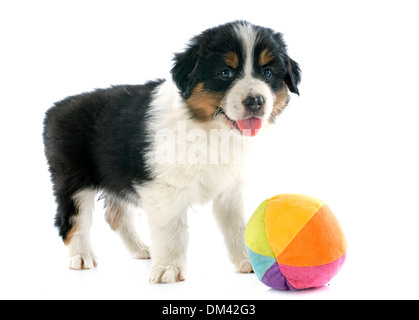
[{"left": 215, "top": 107, "right": 262, "bottom": 137}]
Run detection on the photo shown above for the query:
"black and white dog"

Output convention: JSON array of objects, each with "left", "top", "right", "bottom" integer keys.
[{"left": 43, "top": 21, "right": 301, "bottom": 283}]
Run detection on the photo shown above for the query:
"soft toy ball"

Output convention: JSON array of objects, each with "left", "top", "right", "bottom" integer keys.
[{"left": 245, "top": 194, "right": 347, "bottom": 291}]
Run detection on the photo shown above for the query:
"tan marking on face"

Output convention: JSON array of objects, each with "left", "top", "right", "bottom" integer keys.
[
  {"left": 270, "top": 83, "right": 289, "bottom": 122},
  {"left": 186, "top": 83, "right": 224, "bottom": 122},
  {"left": 259, "top": 49, "right": 275, "bottom": 66},
  {"left": 224, "top": 51, "right": 239, "bottom": 69}
]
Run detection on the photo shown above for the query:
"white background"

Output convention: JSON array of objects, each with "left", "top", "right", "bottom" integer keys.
[{"left": 1, "top": 0, "right": 419, "bottom": 300}]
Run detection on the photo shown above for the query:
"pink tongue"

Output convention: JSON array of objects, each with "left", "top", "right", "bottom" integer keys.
[{"left": 237, "top": 117, "right": 262, "bottom": 137}]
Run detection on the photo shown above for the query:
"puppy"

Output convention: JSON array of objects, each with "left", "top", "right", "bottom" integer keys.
[{"left": 43, "top": 21, "right": 301, "bottom": 283}]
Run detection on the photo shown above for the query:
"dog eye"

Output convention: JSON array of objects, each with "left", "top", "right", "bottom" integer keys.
[
  {"left": 219, "top": 68, "right": 233, "bottom": 79},
  {"left": 262, "top": 68, "right": 273, "bottom": 79}
]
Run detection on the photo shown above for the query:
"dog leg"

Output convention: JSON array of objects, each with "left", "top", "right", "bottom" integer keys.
[
  {"left": 141, "top": 183, "right": 188, "bottom": 283},
  {"left": 65, "top": 189, "right": 98, "bottom": 270},
  {"left": 147, "top": 211, "right": 188, "bottom": 283},
  {"left": 213, "top": 185, "right": 253, "bottom": 273},
  {"left": 104, "top": 195, "right": 150, "bottom": 259}
]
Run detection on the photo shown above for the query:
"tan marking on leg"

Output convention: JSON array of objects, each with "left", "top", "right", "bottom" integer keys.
[
  {"left": 64, "top": 225, "right": 78, "bottom": 246},
  {"left": 105, "top": 196, "right": 125, "bottom": 231}
]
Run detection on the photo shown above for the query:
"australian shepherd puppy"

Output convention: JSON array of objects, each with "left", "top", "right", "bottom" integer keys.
[{"left": 43, "top": 21, "right": 301, "bottom": 283}]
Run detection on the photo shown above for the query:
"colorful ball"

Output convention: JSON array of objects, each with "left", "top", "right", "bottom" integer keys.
[{"left": 245, "top": 194, "right": 347, "bottom": 291}]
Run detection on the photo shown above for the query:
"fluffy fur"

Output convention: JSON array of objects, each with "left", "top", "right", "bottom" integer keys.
[{"left": 43, "top": 21, "right": 301, "bottom": 283}]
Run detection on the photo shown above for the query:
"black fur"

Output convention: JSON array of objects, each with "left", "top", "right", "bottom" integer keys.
[
  {"left": 171, "top": 22, "right": 244, "bottom": 99},
  {"left": 284, "top": 57, "right": 301, "bottom": 95},
  {"left": 171, "top": 21, "right": 301, "bottom": 100},
  {"left": 43, "top": 80, "right": 164, "bottom": 240}
]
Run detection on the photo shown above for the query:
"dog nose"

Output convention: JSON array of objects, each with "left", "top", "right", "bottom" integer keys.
[{"left": 244, "top": 95, "right": 264, "bottom": 112}]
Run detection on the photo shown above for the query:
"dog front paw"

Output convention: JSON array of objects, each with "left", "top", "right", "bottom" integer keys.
[{"left": 149, "top": 265, "right": 185, "bottom": 283}]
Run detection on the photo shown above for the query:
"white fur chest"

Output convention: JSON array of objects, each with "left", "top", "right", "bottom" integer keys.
[
  {"left": 144, "top": 80, "right": 250, "bottom": 205},
  {"left": 149, "top": 127, "right": 246, "bottom": 204}
]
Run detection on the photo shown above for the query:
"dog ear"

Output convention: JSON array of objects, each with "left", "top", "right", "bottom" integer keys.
[
  {"left": 273, "top": 32, "right": 301, "bottom": 95},
  {"left": 171, "top": 36, "right": 203, "bottom": 99},
  {"left": 284, "top": 57, "right": 301, "bottom": 95}
]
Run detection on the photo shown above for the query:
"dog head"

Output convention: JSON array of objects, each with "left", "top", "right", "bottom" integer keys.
[{"left": 171, "top": 21, "right": 301, "bottom": 137}]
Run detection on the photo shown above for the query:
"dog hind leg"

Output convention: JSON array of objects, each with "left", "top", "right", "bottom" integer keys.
[
  {"left": 104, "top": 195, "right": 150, "bottom": 259},
  {"left": 61, "top": 188, "right": 98, "bottom": 270}
]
